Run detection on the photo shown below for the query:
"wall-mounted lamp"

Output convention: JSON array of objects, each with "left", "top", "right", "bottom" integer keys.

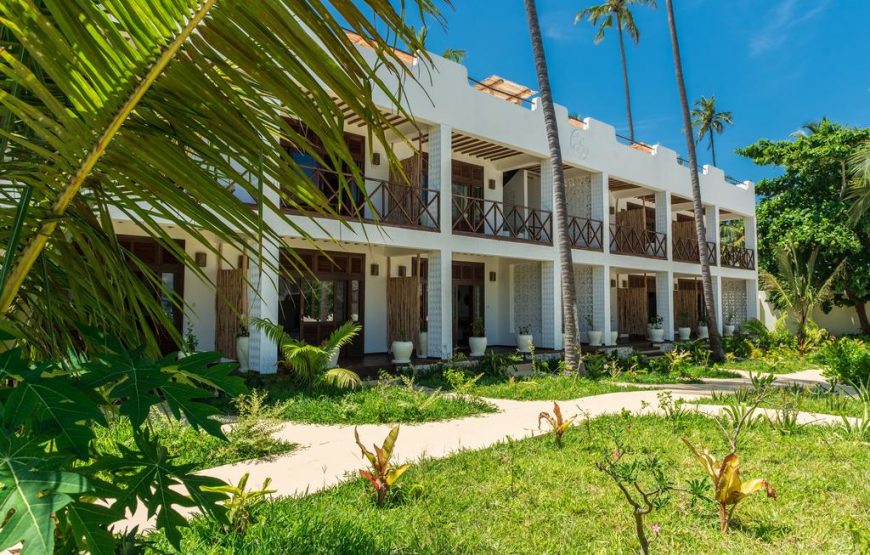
[
  {"left": 370, "top": 263, "right": 379, "bottom": 276},
  {"left": 372, "top": 152, "right": 381, "bottom": 166},
  {"left": 488, "top": 178, "right": 496, "bottom": 190},
  {"left": 195, "top": 252, "right": 207, "bottom": 267},
  {"left": 398, "top": 265, "right": 407, "bottom": 277},
  {"left": 610, "top": 279, "right": 617, "bottom": 288},
  {"left": 489, "top": 271, "right": 497, "bottom": 282}
]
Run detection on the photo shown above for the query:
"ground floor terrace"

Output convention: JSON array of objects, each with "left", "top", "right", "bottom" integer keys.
[{"left": 112, "top": 220, "right": 759, "bottom": 374}]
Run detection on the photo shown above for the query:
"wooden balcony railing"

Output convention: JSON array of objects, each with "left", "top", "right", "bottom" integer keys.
[
  {"left": 452, "top": 195, "right": 552, "bottom": 244},
  {"left": 281, "top": 166, "right": 439, "bottom": 230},
  {"left": 673, "top": 238, "right": 718, "bottom": 265},
  {"left": 567, "top": 215, "right": 603, "bottom": 250},
  {"left": 721, "top": 244, "right": 755, "bottom": 270},
  {"left": 609, "top": 224, "right": 667, "bottom": 258}
]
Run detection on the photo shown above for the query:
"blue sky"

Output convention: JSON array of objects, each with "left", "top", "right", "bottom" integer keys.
[{"left": 410, "top": 0, "right": 870, "bottom": 182}]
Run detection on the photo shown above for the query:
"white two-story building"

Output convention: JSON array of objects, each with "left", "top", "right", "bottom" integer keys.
[{"left": 111, "top": 44, "right": 758, "bottom": 374}]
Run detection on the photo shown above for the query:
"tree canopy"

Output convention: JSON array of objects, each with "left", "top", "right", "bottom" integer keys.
[{"left": 738, "top": 120, "right": 870, "bottom": 332}]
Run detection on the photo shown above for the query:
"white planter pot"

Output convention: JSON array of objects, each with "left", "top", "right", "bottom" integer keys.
[
  {"left": 678, "top": 327, "right": 692, "bottom": 341},
  {"left": 724, "top": 324, "right": 735, "bottom": 337},
  {"left": 647, "top": 324, "right": 653, "bottom": 340},
  {"left": 326, "top": 349, "right": 340, "bottom": 369},
  {"left": 469, "top": 336, "right": 487, "bottom": 357},
  {"left": 650, "top": 328, "right": 664, "bottom": 343},
  {"left": 235, "top": 336, "right": 249, "bottom": 371},
  {"left": 587, "top": 330, "right": 603, "bottom": 347},
  {"left": 609, "top": 331, "right": 619, "bottom": 346},
  {"left": 391, "top": 341, "right": 414, "bottom": 364},
  {"left": 697, "top": 325, "right": 709, "bottom": 339},
  {"left": 516, "top": 334, "right": 534, "bottom": 353},
  {"left": 418, "top": 332, "right": 428, "bottom": 358}
]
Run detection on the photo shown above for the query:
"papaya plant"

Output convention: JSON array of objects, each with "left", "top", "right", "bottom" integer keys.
[
  {"left": 202, "top": 472, "right": 276, "bottom": 534},
  {"left": 0, "top": 325, "right": 245, "bottom": 554},
  {"left": 354, "top": 426, "right": 411, "bottom": 507},
  {"left": 682, "top": 439, "right": 777, "bottom": 533},
  {"left": 538, "top": 401, "right": 577, "bottom": 447}
]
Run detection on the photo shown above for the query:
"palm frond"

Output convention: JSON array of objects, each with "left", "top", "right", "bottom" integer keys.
[
  {"left": 0, "top": 0, "right": 443, "bottom": 355},
  {"left": 322, "top": 321, "right": 362, "bottom": 357},
  {"left": 321, "top": 367, "right": 362, "bottom": 390}
]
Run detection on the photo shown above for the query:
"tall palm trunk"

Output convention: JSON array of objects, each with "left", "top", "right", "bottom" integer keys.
[
  {"left": 524, "top": 0, "right": 583, "bottom": 373},
  {"left": 665, "top": 0, "right": 724, "bottom": 362},
  {"left": 616, "top": 16, "right": 635, "bottom": 143},
  {"left": 709, "top": 131, "right": 716, "bottom": 167}
]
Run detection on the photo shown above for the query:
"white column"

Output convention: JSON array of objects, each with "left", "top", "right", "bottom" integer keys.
[
  {"left": 428, "top": 124, "right": 452, "bottom": 234},
  {"left": 655, "top": 190, "right": 672, "bottom": 261},
  {"left": 744, "top": 216, "right": 758, "bottom": 269},
  {"left": 592, "top": 172, "right": 608, "bottom": 250},
  {"left": 247, "top": 242, "right": 280, "bottom": 374},
  {"left": 712, "top": 274, "right": 724, "bottom": 334},
  {"left": 427, "top": 249, "right": 452, "bottom": 359},
  {"left": 705, "top": 205, "right": 720, "bottom": 265},
  {"left": 656, "top": 270, "right": 675, "bottom": 341},
  {"left": 540, "top": 159, "right": 554, "bottom": 211},
  {"left": 593, "top": 265, "right": 612, "bottom": 345},
  {"left": 745, "top": 278, "right": 759, "bottom": 321},
  {"left": 541, "top": 261, "right": 562, "bottom": 349}
]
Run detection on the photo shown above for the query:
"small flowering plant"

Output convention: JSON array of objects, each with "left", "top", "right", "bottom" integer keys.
[{"left": 597, "top": 440, "right": 671, "bottom": 555}]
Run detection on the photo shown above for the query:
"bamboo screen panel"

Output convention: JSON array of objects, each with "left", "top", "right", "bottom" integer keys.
[
  {"left": 616, "top": 207, "right": 646, "bottom": 232},
  {"left": 674, "top": 282, "right": 700, "bottom": 330},
  {"left": 673, "top": 220, "right": 696, "bottom": 243},
  {"left": 387, "top": 154, "right": 425, "bottom": 225},
  {"left": 215, "top": 268, "right": 247, "bottom": 359},
  {"left": 618, "top": 286, "right": 648, "bottom": 335},
  {"left": 387, "top": 276, "right": 420, "bottom": 351}
]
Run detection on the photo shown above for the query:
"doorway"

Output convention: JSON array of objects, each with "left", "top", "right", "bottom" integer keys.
[
  {"left": 452, "top": 261, "right": 484, "bottom": 349},
  {"left": 278, "top": 249, "right": 365, "bottom": 358},
  {"left": 118, "top": 235, "right": 185, "bottom": 355}
]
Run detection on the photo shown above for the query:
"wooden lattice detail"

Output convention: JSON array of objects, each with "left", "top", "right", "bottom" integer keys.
[
  {"left": 451, "top": 195, "right": 552, "bottom": 244},
  {"left": 387, "top": 276, "right": 420, "bottom": 353},
  {"left": 721, "top": 244, "right": 755, "bottom": 269},
  {"left": 567, "top": 216, "right": 603, "bottom": 250},
  {"left": 215, "top": 268, "right": 247, "bottom": 360}
]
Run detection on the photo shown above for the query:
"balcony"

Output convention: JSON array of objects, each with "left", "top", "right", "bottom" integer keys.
[
  {"left": 567, "top": 215, "right": 604, "bottom": 250},
  {"left": 609, "top": 224, "right": 667, "bottom": 259},
  {"left": 452, "top": 195, "right": 552, "bottom": 244},
  {"left": 721, "top": 244, "right": 755, "bottom": 270},
  {"left": 673, "top": 237, "right": 718, "bottom": 265},
  {"left": 282, "top": 166, "right": 440, "bottom": 231}
]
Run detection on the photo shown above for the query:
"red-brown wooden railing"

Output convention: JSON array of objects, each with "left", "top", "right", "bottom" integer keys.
[
  {"left": 673, "top": 238, "right": 718, "bottom": 265},
  {"left": 567, "top": 215, "right": 603, "bottom": 250},
  {"left": 609, "top": 224, "right": 667, "bottom": 258},
  {"left": 281, "top": 166, "right": 439, "bottom": 230},
  {"left": 452, "top": 195, "right": 552, "bottom": 244},
  {"left": 721, "top": 244, "right": 755, "bottom": 270}
]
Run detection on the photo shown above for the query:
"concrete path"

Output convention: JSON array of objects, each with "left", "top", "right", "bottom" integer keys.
[{"left": 122, "top": 368, "right": 854, "bottom": 530}]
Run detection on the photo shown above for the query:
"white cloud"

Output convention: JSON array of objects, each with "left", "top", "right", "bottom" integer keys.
[{"left": 748, "top": 0, "right": 830, "bottom": 56}]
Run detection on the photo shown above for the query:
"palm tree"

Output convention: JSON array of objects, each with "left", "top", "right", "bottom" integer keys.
[
  {"left": 761, "top": 245, "right": 845, "bottom": 350},
  {"left": 0, "top": 1, "right": 440, "bottom": 356},
  {"left": 691, "top": 95, "right": 733, "bottom": 167},
  {"left": 848, "top": 140, "right": 870, "bottom": 223},
  {"left": 664, "top": 0, "right": 724, "bottom": 362},
  {"left": 252, "top": 319, "right": 363, "bottom": 389},
  {"left": 575, "top": 0, "right": 657, "bottom": 143},
  {"left": 442, "top": 49, "right": 467, "bottom": 63},
  {"left": 525, "top": 0, "right": 584, "bottom": 372}
]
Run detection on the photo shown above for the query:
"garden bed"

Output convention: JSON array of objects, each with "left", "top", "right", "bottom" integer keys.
[
  {"left": 694, "top": 386, "right": 868, "bottom": 418},
  {"left": 151, "top": 413, "right": 870, "bottom": 554}
]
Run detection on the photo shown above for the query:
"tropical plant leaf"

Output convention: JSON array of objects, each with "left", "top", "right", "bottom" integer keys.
[
  {"left": 63, "top": 501, "right": 119, "bottom": 555},
  {"left": 0, "top": 436, "right": 92, "bottom": 555}
]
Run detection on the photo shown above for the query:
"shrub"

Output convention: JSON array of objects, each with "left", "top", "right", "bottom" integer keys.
[
  {"left": 538, "top": 401, "right": 577, "bottom": 447},
  {"left": 354, "top": 426, "right": 411, "bottom": 506},
  {"left": 822, "top": 337, "right": 870, "bottom": 384}
]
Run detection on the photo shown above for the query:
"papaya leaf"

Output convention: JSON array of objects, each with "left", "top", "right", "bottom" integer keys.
[{"left": 63, "top": 501, "right": 119, "bottom": 555}]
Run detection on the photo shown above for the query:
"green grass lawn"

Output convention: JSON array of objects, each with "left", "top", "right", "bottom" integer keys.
[
  {"left": 270, "top": 384, "right": 496, "bottom": 424},
  {"left": 469, "top": 374, "right": 639, "bottom": 401},
  {"left": 720, "top": 356, "right": 822, "bottom": 374},
  {"left": 94, "top": 415, "right": 296, "bottom": 471},
  {"left": 152, "top": 413, "right": 870, "bottom": 554},
  {"left": 615, "top": 364, "right": 741, "bottom": 384},
  {"left": 695, "top": 388, "right": 869, "bottom": 418}
]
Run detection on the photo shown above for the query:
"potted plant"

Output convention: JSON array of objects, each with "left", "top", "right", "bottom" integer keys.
[
  {"left": 235, "top": 317, "right": 250, "bottom": 371},
  {"left": 697, "top": 305, "right": 709, "bottom": 339},
  {"left": 516, "top": 324, "right": 534, "bottom": 353},
  {"left": 469, "top": 317, "right": 487, "bottom": 357},
  {"left": 724, "top": 312, "right": 736, "bottom": 336},
  {"left": 609, "top": 329, "right": 619, "bottom": 346},
  {"left": 649, "top": 315, "right": 664, "bottom": 343},
  {"left": 391, "top": 326, "right": 414, "bottom": 364},
  {"left": 418, "top": 320, "right": 428, "bottom": 358},
  {"left": 678, "top": 309, "right": 692, "bottom": 341},
  {"left": 586, "top": 315, "right": 603, "bottom": 347}
]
